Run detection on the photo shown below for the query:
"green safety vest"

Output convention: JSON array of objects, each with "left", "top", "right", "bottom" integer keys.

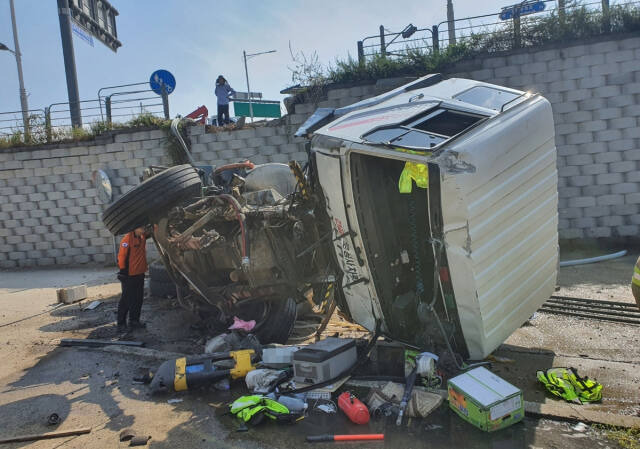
[
  {"left": 229, "top": 395, "right": 295, "bottom": 425},
  {"left": 536, "top": 367, "right": 602, "bottom": 404},
  {"left": 632, "top": 256, "right": 640, "bottom": 308}
]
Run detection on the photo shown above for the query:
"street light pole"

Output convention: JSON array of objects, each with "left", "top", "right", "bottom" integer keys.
[
  {"left": 242, "top": 49, "right": 276, "bottom": 123},
  {"left": 8, "top": 0, "right": 30, "bottom": 138},
  {"left": 242, "top": 50, "right": 253, "bottom": 123}
]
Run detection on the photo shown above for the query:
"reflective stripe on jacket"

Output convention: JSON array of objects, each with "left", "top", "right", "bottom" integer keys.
[{"left": 118, "top": 232, "right": 147, "bottom": 276}]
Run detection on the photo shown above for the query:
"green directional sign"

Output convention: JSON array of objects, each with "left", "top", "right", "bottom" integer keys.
[{"left": 233, "top": 101, "right": 281, "bottom": 118}]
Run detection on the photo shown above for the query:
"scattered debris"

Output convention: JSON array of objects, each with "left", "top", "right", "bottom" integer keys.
[
  {"left": 150, "top": 349, "right": 256, "bottom": 394},
  {"left": 60, "top": 338, "right": 144, "bottom": 348},
  {"left": 129, "top": 435, "right": 151, "bottom": 446},
  {"left": 82, "top": 300, "right": 102, "bottom": 311},
  {"left": 228, "top": 316, "right": 256, "bottom": 332},
  {"left": 119, "top": 428, "right": 136, "bottom": 441},
  {"left": 167, "top": 398, "right": 183, "bottom": 404},
  {"left": 56, "top": 284, "right": 88, "bottom": 304},
  {"left": 0, "top": 427, "right": 91, "bottom": 444},
  {"left": 306, "top": 434, "right": 384, "bottom": 443},
  {"left": 262, "top": 345, "right": 300, "bottom": 368},
  {"left": 537, "top": 367, "right": 602, "bottom": 404},
  {"left": 245, "top": 369, "right": 285, "bottom": 393},
  {"left": 47, "top": 413, "right": 60, "bottom": 426},
  {"left": 338, "top": 392, "right": 369, "bottom": 424},
  {"left": 448, "top": 367, "right": 524, "bottom": 432},
  {"left": 366, "top": 382, "right": 443, "bottom": 419},
  {"left": 572, "top": 422, "right": 588, "bottom": 432}
]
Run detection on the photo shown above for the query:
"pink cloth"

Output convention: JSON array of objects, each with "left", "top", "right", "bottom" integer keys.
[{"left": 228, "top": 316, "right": 256, "bottom": 332}]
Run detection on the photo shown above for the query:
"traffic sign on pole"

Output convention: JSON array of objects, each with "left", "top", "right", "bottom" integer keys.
[{"left": 149, "top": 70, "right": 176, "bottom": 95}]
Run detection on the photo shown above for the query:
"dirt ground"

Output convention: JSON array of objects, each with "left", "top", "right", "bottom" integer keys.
[{"left": 0, "top": 249, "right": 638, "bottom": 448}]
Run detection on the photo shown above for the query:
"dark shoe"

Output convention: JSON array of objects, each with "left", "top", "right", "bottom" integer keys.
[
  {"left": 129, "top": 321, "right": 146, "bottom": 330},
  {"left": 117, "top": 324, "right": 128, "bottom": 334}
]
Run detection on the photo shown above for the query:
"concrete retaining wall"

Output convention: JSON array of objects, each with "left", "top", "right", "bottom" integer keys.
[
  {"left": 0, "top": 123, "right": 310, "bottom": 269},
  {"left": 2, "top": 33, "right": 639, "bottom": 268}
]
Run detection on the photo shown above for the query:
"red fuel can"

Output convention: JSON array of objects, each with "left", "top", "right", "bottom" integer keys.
[{"left": 338, "top": 392, "right": 370, "bottom": 425}]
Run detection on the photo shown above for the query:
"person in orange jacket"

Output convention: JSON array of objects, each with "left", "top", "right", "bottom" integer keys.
[{"left": 117, "top": 226, "right": 149, "bottom": 332}]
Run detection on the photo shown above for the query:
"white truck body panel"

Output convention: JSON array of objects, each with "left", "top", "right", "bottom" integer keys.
[{"left": 311, "top": 76, "right": 558, "bottom": 359}]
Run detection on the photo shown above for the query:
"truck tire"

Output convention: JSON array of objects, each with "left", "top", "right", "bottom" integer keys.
[
  {"left": 150, "top": 278, "right": 177, "bottom": 298},
  {"left": 149, "top": 260, "right": 173, "bottom": 284},
  {"left": 229, "top": 297, "right": 297, "bottom": 344},
  {"left": 149, "top": 261, "right": 177, "bottom": 298},
  {"left": 102, "top": 165, "right": 201, "bottom": 235}
]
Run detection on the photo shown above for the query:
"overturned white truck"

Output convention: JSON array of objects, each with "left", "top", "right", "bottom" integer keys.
[
  {"left": 102, "top": 74, "right": 558, "bottom": 361},
  {"left": 300, "top": 73, "right": 558, "bottom": 360}
]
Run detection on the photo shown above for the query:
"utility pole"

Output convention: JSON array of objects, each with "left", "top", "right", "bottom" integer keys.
[
  {"left": 57, "top": 0, "right": 82, "bottom": 127},
  {"left": 447, "top": 0, "right": 456, "bottom": 45},
  {"left": 9, "top": 0, "right": 29, "bottom": 138}
]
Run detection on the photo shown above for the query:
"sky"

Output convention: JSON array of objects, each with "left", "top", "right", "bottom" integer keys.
[{"left": 0, "top": 0, "right": 511, "bottom": 124}]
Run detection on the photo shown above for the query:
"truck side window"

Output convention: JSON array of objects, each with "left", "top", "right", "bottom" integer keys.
[{"left": 453, "top": 86, "right": 521, "bottom": 111}]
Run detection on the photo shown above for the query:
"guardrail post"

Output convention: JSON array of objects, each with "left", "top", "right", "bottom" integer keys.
[
  {"left": 447, "top": 0, "right": 456, "bottom": 45},
  {"left": 44, "top": 107, "right": 52, "bottom": 143},
  {"left": 601, "top": 0, "right": 610, "bottom": 32},
  {"left": 105, "top": 96, "right": 112, "bottom": 127},
  {"left": 161, "top": 86, "right": 170, "bottom": 119},
  {"left": 357, "top": 41, "right": 364, "bottom": 65},
  {"left": 432, "top": 25, "right": 439, "bottom": 54},
  {"left": 379, "top": 25, "right": 386, "bottom": 57}
]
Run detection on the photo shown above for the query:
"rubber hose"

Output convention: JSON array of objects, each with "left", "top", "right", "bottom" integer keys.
[{"left": 559, "top": 250, "right": 627, "bottom": 267}]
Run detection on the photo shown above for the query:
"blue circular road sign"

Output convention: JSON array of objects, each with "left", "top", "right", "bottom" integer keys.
[{"left": 149, "top": 69, "right": 176, "bottom": 95}]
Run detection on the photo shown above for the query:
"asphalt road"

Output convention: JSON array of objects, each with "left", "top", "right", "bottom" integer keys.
[{"left": 0, "top": 254, "right": 638, "bottom": 448}]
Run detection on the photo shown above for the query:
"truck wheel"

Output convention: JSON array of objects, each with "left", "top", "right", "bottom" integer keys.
[
  {"left": 150, "top": 278, "right": 177, "bottom": 298},
  {"left": 149, "top": 261, "right": 177, "bottom": 298},
  {"left": 234, "top": 297, "right": 297, "bottom": 344},
  {"left": 102, "top": 164, "right": 201, "bottom": 235}
]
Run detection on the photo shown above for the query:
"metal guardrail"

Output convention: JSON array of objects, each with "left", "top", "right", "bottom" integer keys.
[
  {"left": 356, "top": 0, "right": 638, "bottom": 63},
  {"left": 0, "top": 81, "right": 169, "bottom": 144}
]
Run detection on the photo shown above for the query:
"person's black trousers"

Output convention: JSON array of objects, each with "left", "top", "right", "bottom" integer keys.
[
  {"left": 217, "top": 104, "right": 230, "bottom": 125},
  {"left": 117, "top": 274, "right": 145, "bottom": 325}
]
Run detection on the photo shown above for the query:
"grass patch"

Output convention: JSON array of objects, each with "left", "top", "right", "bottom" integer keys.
[
  {"left": 294, "top": 2, "right": 640, "bottom": 87},
  {"left": 595, "top": 424, "right": 640, "bottom": 449},
  {"left": 0, "top": 112, "right": 189, "bottom": 165}
]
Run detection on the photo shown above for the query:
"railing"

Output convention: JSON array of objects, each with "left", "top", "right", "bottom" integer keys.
[
  {"left": 0, "top": 81, "right": 170, "bottom": 144},
  {"left": 356, "top": 0, "right": 637, "bottom": 63}
]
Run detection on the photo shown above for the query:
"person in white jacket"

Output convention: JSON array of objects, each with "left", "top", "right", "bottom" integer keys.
[{"left": 215, "top": 75, "right": 235, "bottom": 125}]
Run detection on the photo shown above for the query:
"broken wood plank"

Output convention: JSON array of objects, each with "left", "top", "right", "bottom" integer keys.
[
  {"left": 0, "top": 427, "right": 91, "bottom": 444},
  {"left": 60, "top": 338, "right": 144, "bottom": 348}
]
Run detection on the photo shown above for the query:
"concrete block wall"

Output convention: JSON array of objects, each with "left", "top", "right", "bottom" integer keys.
[
  {"left": 0, "top": 122, "right": 312, "bottom": 268},
  {"left": 443, "top": 34, "right": 640, "bottom": 240},
  {"left": 187, "top": 122, "right": 309, "bottom": 166},
  {"left": 288, "top": 34, "right": 640, "bottom": 241},
  {"left": 0, "top": 129, "right": 170, "bottom": 269}
]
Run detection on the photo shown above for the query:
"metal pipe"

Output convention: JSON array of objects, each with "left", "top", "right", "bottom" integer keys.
[
  {"left": 9, "top": 0, "right": 29, "bottom": 139},
  {"left": 549, "top": 295, "right": 638, "bottom": 309},
  {"left": 559, "top": 249, "right": 627, "bottom": 267}
]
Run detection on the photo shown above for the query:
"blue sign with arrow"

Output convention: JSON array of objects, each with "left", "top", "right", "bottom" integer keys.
[
  {"left": 149, "top": 69, "right": 176, "bottom": 95},
  {"left": 499, "top": 1, "right": 546, "bottom": 20}
]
